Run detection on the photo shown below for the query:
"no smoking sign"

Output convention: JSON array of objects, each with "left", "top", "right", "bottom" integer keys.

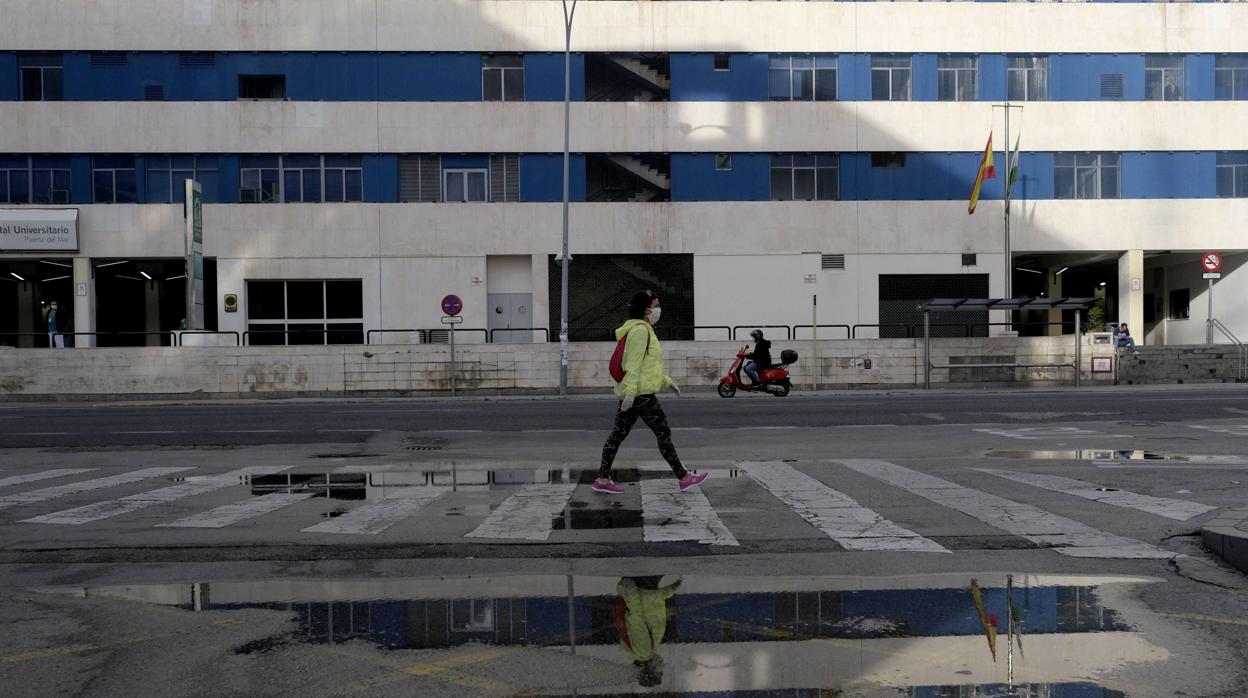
[{"left": 1201, "top": 252, "right": 1223, "bottom": 273}]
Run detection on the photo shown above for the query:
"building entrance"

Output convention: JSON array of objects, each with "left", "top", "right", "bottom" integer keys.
[
  {"left": 93, "top": 258, "right": 216, "bottom": 347},
  {"left": 0, "top": 258, "right": 75, "bottom": 347}
]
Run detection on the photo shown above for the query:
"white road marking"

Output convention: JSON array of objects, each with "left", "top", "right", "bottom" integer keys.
[
  {"left": 974, "top": 427, "right": 1129, "bottom": 440},
  {"left": 0, "top": 467, "right": 193, "bottom": 510},
  {"left": 1190, "top": 424, "right": 1248, "bottom": 436},
  {"left": 638, "top": 464, "right": 737, "bottom": 546},
  {"left": 157, "top": 492, "right": 317, "bottom": 529},
  {"left": 526, "top": 429, "right": 592, "bottom": 433},
  {"left": 837, "top": 459, "right": 1175, "bottom": 559},
  {"left": 113, "top": 431, "right": 185, "bottom": 435},
  {"left": 315, "top": 429, "right": 383, "bottom": 433},
  {"left": 975, "top": 469, "right": 1217, "bottom": 521},
  {"left": 920, "top": 413, "right": 947, "bottom": 421},
  {"left": 214, "top": 430, "right": 289, "bottom": 434},
  {"left": 739, "top": 461, "right": 948, "bottom": 553},
  {"left": 21, "top": 466, "right": 292, "bottom": 525},
  {"left": 0, "top": 469, "right": 96, "bottom": 489},
  {"left": 1223, "top": 407, "right": 1248, "bottom": 416},
  {"left": 740, "top": 426, "right": 798, "bottom": 430},
  {"left": 302, "top": 487, "right": 448, "bottom": 535},
  {"left": 9, "top": 432, "right": 76, "bottom": 436},
  {"left": 333, "top": 409, "right": 480, "bottom": 414},
  {"left": 463, "top": 484, "right": 577, "bottom": 541},
  {"left": 837, "top": 424, "right": 898, "bottom": 428}
]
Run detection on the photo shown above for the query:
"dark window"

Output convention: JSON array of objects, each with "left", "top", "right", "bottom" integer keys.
[
  {"left": 938, "top": 56, "right": 976, "bottom": 102},
  {"left": 489, "top": 155, "right": 520, "bottom": 202},
  {"left": 770, "top": 55, "right": 836, "bottom": 101},
  {"left": 961, "top": 253, "right": 977, "bottom": 267},
  {"left": 246, "top": 279, "right": 364, "bottom": 346},
  {"left": 324, "top": 155, "right": 364, "bottom": 203},
  {"left": 399, "top": 155, "right": 442, "bottom": 203},
  {"left": 30, "top": 157, "right": 71, "bottom": 204},
  {"left": 1168, "top": 288, "right": 1190, "bottom": 321},
  {"left": 871, "top": 152, "right": 906, "bottom": 169},
  {"left": 482, "top": 55, "right": 524, "bottom": 102},
  {"left": 1054, "top": 153, "right": 1120, "bottom": 200},
  {"left": 1145, "top": 55, "right": 1184, "bottom": 102},
  {"left": 92, "top": 156, "right": 137, "bottom": 204},
  {"left": 714, "top": 153, "right": 733, "bottom": 171},
  {"left": 871, "top": 56, "right": 911, "bottom": 101},
  {"left": 239, "top": 74, "right": 286, "bottom": 100},
  {"left": 1007, "top": 56, "right": 1047, "bottom": 101},
  {"left": 1215, "top": 56, "right": 1248, "bottom": 100},
  {"left": 283, "top": 155, "right": 322, "bottom": 203},
  {"left": 714, "top": 53, "right": 731, "bottom": 71},
  {"left": 770, "top": 154, "right": 838, "bottom": 201},
  {"left": 19, "top": 55, "right": 63, "bottom": 101},
  {"left": 240, "top": 156, "right": 280, "bottom": 203},
  {"left": 147, "top": 156, "right": 219, "bottom": 204},
  {"left": 0, "top": 156, "right": 31, "bottom": 204},
  {"left": 1216, "top": 152, "right": 1248, "bottom": 198}
]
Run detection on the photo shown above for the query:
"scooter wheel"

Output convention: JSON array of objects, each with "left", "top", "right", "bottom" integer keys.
[
  {"left": 772, "top": 381, "right": 791, "bottom": 397},
  {"left": 717, "top": 383, "right": 737, "bottom": 398}
]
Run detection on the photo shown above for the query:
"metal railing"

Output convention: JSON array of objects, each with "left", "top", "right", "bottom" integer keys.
[
  {"left": 1208, "top": 318, "right": 1248, "bottom": 381},
  {"left": 732, "top": 325, "right": 792, "bottom": 341},
  {"left": 851, "top": 324, "right": 913, "bottom": 339},
  {"left": 176, "top": 331, "right": 241, "bottom": 346},
  {"left": 792, "top": 324, "right": 850, "bottom": 340},
  {"left": 487, "top": 327, "right": 551, "bottom": 343},
  {"left": 56, "top": 331, "right": 178, "bottom": 347}
]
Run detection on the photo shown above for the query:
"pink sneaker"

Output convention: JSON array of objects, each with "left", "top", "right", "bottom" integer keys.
[
  {"left": 678, "top": 472, "right": 709, "bottom": 492},
  {"left": 592, "top": 478, "right": 625, "bottom": 495}
]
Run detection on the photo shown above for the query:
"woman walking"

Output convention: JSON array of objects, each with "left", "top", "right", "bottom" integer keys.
[{"left": 594, "top": 290, "right": 708, "bottom": 495}]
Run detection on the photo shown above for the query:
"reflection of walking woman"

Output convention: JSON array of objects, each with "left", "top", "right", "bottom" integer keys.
[
  {"left": 594, "top": 290, "right": 708, "bottom": 495},
  {"left": 614, "top": 576, "right": 680, "bottom": 687}
]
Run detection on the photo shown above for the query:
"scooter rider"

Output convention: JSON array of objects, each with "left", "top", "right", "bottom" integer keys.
[{"left": 745, "top": 329, "right": 772, "bottom": 385}]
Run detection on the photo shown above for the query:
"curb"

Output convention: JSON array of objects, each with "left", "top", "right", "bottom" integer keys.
[{"left": 1201, "top": 506, "right": 1248, "bottom": 575}]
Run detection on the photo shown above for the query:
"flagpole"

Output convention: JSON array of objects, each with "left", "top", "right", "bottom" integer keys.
[{"left": 1004, "top": 101, "right": 1011, "bottom": 301}]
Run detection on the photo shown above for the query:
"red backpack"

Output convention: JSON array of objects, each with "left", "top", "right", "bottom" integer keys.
[{"left": 608, "top": 327, "right": 650, "bottom": 383}]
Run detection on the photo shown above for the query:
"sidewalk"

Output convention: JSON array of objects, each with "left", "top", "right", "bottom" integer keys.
[{"left": 1202, "top": 507, "right": 1248, "bottom": 575}]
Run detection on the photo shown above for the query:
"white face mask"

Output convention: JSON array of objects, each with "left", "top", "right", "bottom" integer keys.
[{"left": 648, "top": 306, "right": 661, "bottom": 325}]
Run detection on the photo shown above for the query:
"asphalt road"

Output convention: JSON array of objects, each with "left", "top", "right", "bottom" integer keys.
[{"left": 1, "top": 385, "right": 1247, "bottom": 448}]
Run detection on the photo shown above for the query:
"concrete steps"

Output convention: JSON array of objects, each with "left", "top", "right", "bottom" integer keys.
[{"left": 1115, "top": 344, "right": 1248, "bottom": 384}]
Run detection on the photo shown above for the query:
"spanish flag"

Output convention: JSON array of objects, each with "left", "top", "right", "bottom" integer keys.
[{"left": 968, "top": 133, "right": 996, "bottom": 215}]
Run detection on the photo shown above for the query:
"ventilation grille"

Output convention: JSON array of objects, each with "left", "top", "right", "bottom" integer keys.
[
  {"left": 143, "top": 84, "right": 166, "bottom": 101},
  {"left": 399, "top": 155, "right": 442, "bottom": 203},
  {"left": 489, "top": 154, "right": 520, "bottom": 202},
  {"left": 179, "top": 53, "right": 216, "bottom": 68},
  {"left": 821, "top": 254, "right": 846, "bottom": 270},
  {"left": 1099, "top": 74, "right": 1124, "bottom": 99},
  {"left": 961, "top": 253, "right": 977, "bottom": 267},
  {"left": 90, "top": 52, "right": 128, "bottom": 67}
]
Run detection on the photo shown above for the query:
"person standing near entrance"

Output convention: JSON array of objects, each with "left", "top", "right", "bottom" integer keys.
[
  {"left": 594, "top": 290, "right": 708, "bottom": 495},
  {"left": 42, "top": 301, "right": 61, "bottom": 348}
]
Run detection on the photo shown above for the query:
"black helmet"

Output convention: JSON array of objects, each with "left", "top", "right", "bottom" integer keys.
[{"left": 750, "top": 329, "right": 764, "bottom": 341}]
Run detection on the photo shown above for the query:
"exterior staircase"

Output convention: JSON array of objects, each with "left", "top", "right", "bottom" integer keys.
[
  {"left": 608, "top": 56, "right": 671, "bottom": 91},
  {"left": 607, "top": 154, "right": 671, "bottom": 190},
  {"left": 1115, "top": 344, "right": 1248, "bottom": 384}
]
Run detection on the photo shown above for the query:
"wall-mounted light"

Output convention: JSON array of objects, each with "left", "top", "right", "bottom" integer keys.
[
  {"left": 41, "top": 275, "right": 69, "bottom": 282},
  {"left": 1015, "top": 267, "right": 1043, "bottom": 274},
  {"left": 1098, "top": 282, "right": 1107, "bottom": 287},
  {"left": 139, "top": 271, "right": 153, "bottom": 280},
  {"left": 10, "top": 272, "right": 24, "bottom": 281},
  {"left": 95, "top": 260, "right": 129, "bottom": 269},
  {"left": 165, "top": 274, "right": 186, "bottom": 281},
  {"left": 1056, "top": 266, "right": 1069, "bottom": 275}
]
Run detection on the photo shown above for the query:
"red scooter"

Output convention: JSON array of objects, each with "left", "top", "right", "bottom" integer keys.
[{"left": 718, "top": 346, "right": 798, "bottom": 398}]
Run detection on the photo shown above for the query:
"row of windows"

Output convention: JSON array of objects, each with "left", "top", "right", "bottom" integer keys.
[
  {"left": 11, "top": 52, "right": 1248, "bottom": 102},
  {"left": 3, "top": 152, "right": 1246, "bottom": 204}
]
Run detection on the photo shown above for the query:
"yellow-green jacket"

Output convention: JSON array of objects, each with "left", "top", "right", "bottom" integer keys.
[
  {"left": 617, "top": 579, "right": 677, "bottom": 663},
  {"left": 613, "top": 319, "right": 672, "bottom": 399}
]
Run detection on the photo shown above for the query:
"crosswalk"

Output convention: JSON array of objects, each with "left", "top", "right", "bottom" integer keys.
[{"left": 0, "top": 460, "right": 1220, "bottom": 559}]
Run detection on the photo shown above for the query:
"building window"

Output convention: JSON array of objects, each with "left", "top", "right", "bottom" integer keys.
[
  {"left": 1007, "top": 56, "right": 1047, "bottom": 101},
  {"left": 714, "top": 53, "right": 731, "bottom": 72},
  {"left": 489, "top": 155, "right": 520, "bottom": 203},
  {"left": 1216, "top": 152, "right": 1248, "bottom": 198},
  {"left": 246, "top": 279, "right": 364, "bottom": 346},
  {"left": 399, "top": 155, "right": 442, "bottom": 203},
  {"left": 1168, "top": 288, "right": 1190, "bottom": 321},
  {"left": 1054, "top": 153, "right": 1120, "bottom": 200},
  {"left": 18, "top": 55, "right": 63, "bottom": 101},
  {"left": 938, "top": 56, "right": 977, "bottom": 102},
  {"left": 240, "top": 156, "right": 280, "bottom": 203},
  {"left": 714, "top": 153, "right": 733, "bottom": 171},
  {"left": 482, "top": 55, "right": 524, "bottom": 102},
  {"left": 444, "top": 169, "right": 488, "bottom": 203},
  {"left": 283, "top": 155, "right": 324, "bottom": 203},
  {"left": 1215, "top": 56, "right": 1248, "bottom": 100},
  {"left": 0, "top": 156, "right": 31, "bottom": 204},
  {"left": 146, "top": 156, "right": 219, "bottom": 204},
  {"left": 1145, "top": 56, "right": 1184, "bottom": 101},
  {"left": 238, "top": 74, "right": 286, "bottom": 100},
  {"left": 870, "top": 152, "right": 906, "bottom": 169},
  {"left": 770, "top": 154, "right": 838, "bottom": 202},
  {"left": 92, "top": 156, "right": 137, "bottom": 204},
  {"left": 324, "top": 156, "right": 364, "bottom": 203},
  {"left": 31, "top": 157, "right": 71, "bottom": 204},
  {"left": 871, "top": 56, "right": 911, "bottom": 101},
  {"left": 769, "top": 55, "right": 836, "bottom": 101}
]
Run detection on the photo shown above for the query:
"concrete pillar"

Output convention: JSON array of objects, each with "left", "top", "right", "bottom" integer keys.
[
  {"left": 144, "top": 280, "right": 161, "bottom": 346},
  {"left": 1046, "top": 268, "right": 1064, "bottom": 336},
  {"left": 72, "top": 257, "right": 95, "bottom": 347},
  {"left": 16, "top": 282, "right": 34, "bottom": 348},
  {"left": 1118, "top": 249, "right": 1144, "bottom": 345}
]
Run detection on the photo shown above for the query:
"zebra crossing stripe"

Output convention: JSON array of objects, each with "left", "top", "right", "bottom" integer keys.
[
  {"left": 0, "top": 469, "right": 97, "bottom": 490},
  {"left": 302, "top": 488, "right": 448, "bottom": 535},
  {"left": 975, "top": 469, "right": 1217, "bottom": 522},
  {"left": 20, "top": 466, "right": 293, "bottom": 525},
  {"left": 463, "top": 484, "right": 577, "bottom": 541},
  {"left": 156, "top": 492, "right": 317, "bottom": 529},
  {"left": 739, "top": 461, "right": 948, "bottom": 553},
  {"left": 837, "top": 459, "right": 1176, "bottom": 559},
  {"left": 0, "top": 467, "right": 193, "bottom": 510},
  {"left": 638, "top": 465, "right": 737, "bottom": 546}
]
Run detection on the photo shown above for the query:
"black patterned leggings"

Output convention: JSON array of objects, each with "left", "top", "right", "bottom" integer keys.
[{"left": 599, "top": 394, "right": 688, "bottom": 479}]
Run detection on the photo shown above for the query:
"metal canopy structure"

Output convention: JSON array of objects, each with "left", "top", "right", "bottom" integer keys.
[{"left": 921, "top": 297, "right": 1099, "bottom": 389}]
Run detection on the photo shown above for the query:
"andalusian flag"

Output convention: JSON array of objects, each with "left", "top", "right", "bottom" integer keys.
[
  {"left": 967, "top": 133, "right": 996, "bottom": 215},
  {"left": 1004, "top": 132, "right": 1022, "bottom": 201}
]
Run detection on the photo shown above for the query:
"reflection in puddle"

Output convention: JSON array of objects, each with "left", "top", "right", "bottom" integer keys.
[
  {"left": 986, "top": 450, "right": 1197, "bottom": 462},
  {"left": 73, "top": 573, "right": 1158, "bottom": 695}
]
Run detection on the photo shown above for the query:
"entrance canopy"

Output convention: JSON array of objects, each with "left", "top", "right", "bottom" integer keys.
[{"left": 921, "top": 297, "right": 1100, "bottom": 312}]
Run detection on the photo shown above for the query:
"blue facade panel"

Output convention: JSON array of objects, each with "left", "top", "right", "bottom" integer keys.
[
  {"left": 0, "top": 53, "right": 15, "bottom": 100},
  {"left": 1050, "top": 55, "right": 1145, "bottom": 100},
  {"left": 523, "top": 53, "right": 585, "bottom": 101},
  {"left": 978, "top": 55, "right": 1007, "bottom": 101},
  {"left": 519, "top": 154, "right": 586, "bottom": 202},
  {"left": 671, "top": 153, "right": 770, "bottom": 201},
  {"left": 843, "top": 152, "right": 1004, "bottom": 202},
  {"left": 1123, "top": 151, "right": 1214, "bottom": 198},
  {"left": 441, "top": 154, "right": 490, "bottom": 170},
  {"left": 670, "top": 53, "right": 769, "bottom": 102},
  {"left": 912, "top": 54, "right": 939, "bottom": 101},
  {"left": 69, "top": 155, "right": 92, "bottom": 205},
  {"left": 216, "top": 155, "right": 241, "bottom": 204},
  {"left": 839, "top": 54, "right": 873, "bottom": 101},
  {"left": 1186, "top": 54, "right": 1215, "bottom": 101},
  {"left": 376, "top": 54, "right": 483, "bottom": 101},
  {"left": 363, "top": 155, "right": 397, "bottom": 203}
]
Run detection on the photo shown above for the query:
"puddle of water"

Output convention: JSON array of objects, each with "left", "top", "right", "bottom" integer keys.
[
  {"left": 552, "top": 505, "right": 644, "bottom": 530},
  {"left": 986, "top": 449, "right": 1187, "bottom": 462},
  {"left": 70, "top": 573, "right": 1161, "bottom": 695}
]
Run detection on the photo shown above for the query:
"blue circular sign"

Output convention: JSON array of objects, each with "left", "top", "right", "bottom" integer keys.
[{"left": 441, "top": 294, "right": 464, "bottom": 316}]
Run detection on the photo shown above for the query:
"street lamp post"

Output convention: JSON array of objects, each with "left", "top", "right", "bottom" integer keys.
[{"left": 558, "top": 0, "right": 578, "bottom": 397}]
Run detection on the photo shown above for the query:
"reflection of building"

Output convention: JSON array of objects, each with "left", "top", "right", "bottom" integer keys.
[
  {"left": 3, "top": 3, "right": 1246, "bottom": 348},
  {"left": 85, "top": 575, "right": 1148, "bottom": 695}
]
